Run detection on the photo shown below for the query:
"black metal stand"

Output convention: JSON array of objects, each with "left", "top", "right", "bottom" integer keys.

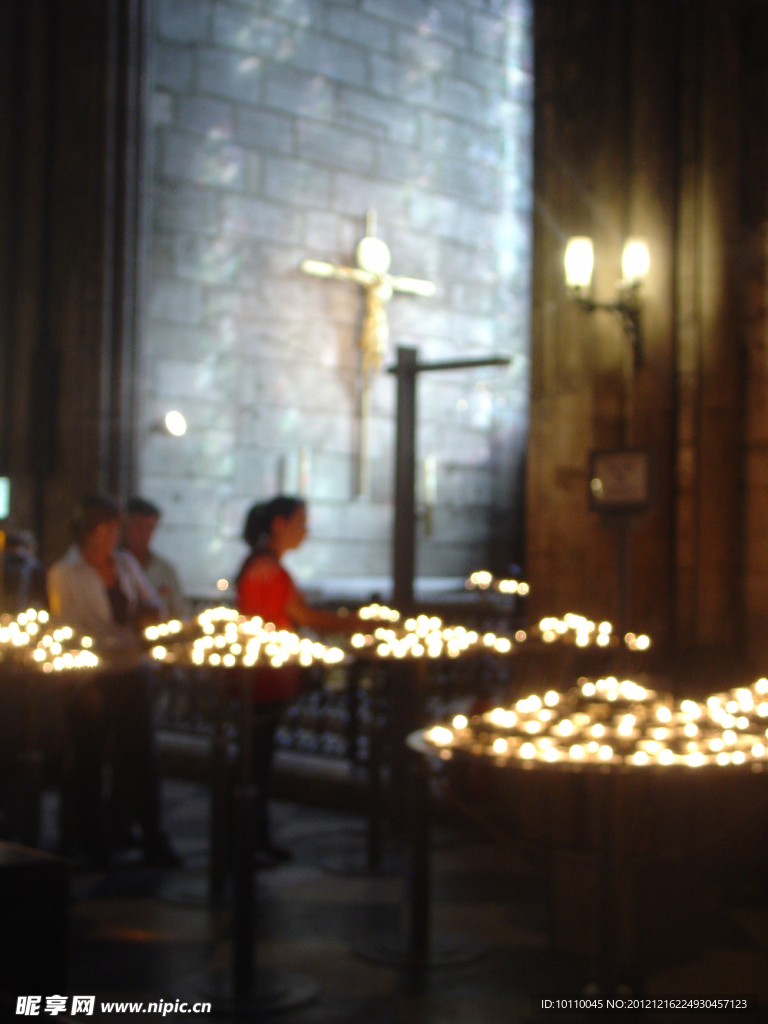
[
  {"left": 177, "top": 668, "right": 319, "bottom": 1015},
  {"left": 355, "top": 742, "right": 484, "bottom": 970},
  {"left": 320, "top": 665, "right": 405, "bottom": 876},
  {"left": 160, "top": 669, "right": 233, "bottom": 908},
  {"left": 596, "top": 770, "right": 622, "bottom": 996},
  {"left": 345, "top": 659, "right": 362, "bottom": 768}
]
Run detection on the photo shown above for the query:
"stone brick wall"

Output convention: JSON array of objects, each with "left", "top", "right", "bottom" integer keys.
[{"left": 139, "top": 0, "right": 532, "bottom": 597}]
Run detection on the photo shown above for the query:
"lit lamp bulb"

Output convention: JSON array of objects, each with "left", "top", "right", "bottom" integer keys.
[
  {"left": 621, "top": 238, "right": 650, "bottom": 286},
  {"left": 164, "top": 410, "right": 187, "bottom": 436},
  {"left": 564, "top": 237, "right": 594, "bottom": 291}
]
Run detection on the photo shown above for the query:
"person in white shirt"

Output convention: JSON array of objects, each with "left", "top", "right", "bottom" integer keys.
[
  {"left": 48, "top": 495, "right": 180, "bottom": 867},
  {"left": 122, "top": 497, "right": 190, "bottom": 621}
]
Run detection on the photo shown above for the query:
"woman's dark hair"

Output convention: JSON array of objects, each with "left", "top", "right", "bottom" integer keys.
[
  {"left": 243, "top": 496, "right": 305, "bottom": 551},
  {"left": 127, "top": 496, "right": 161, "bottom": 518},
  {"left": 71, "top": 495, "right": 120, "bottom": 544}
]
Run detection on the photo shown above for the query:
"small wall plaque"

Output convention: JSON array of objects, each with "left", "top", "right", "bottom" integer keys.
[{"left": 588, "top": 449, "right": 651, "bottom": 514}]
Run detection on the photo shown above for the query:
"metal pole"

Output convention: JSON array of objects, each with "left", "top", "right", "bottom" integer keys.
[
  {"left": 393, "top": 346, "right": 417, "bottom": 611},
  {"left": 407, "top": 749, "right": 431, "bottom": 961},
  {"left": 209, "top": 669, "right": 228, "bottom": 900},
  {"left": 616, "top": 520, "right": 629, "bottom": 639},
  {"left": 346, "top": 660, "right": 361, "bottom": 767},
  {"left": 597, "top": 770, "right": 620, "bottom": 995},
  {"left": 388, "top": 351, "right": 509, "bottom": 611},
  {"left": 365, "top": 674, "right": 384, "bottom": 872},
  {"left": 233, "top": 667, "right": 257, "bottom": 1000}
]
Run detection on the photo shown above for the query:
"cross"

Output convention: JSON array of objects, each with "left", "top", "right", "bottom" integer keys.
[{"left": 301, "top": 210, "right": 435, "bottom": 497}]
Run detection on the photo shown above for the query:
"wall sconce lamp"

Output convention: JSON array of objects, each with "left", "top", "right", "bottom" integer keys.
[{"left": 564, "top": 237, "right": 650, "bottom": 365}]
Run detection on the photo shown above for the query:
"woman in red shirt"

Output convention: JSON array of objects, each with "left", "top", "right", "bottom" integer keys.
[{"left": 236, "top": 496, "right": 356, "bottom": 863}]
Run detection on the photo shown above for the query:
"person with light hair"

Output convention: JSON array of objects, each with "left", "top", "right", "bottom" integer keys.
[{"left": 48, "top": 495, "right": 180, "bottom": 868}]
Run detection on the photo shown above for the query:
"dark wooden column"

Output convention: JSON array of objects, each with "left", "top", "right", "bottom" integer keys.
[{"left": 0, "top": 0, "right": 147, "bottom": 560}]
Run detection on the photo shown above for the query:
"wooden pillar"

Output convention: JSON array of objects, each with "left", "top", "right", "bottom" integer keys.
[{"left": 0, "top": 0, "right": 147, "bottom": 559}]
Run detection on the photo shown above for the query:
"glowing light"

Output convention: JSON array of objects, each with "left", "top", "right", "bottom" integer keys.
[
  {"left": 428, "top": 727, "right": 453, "bottom": 746},
  {"left": 164, "top": 410, "right": 187, "bottom": 436},
  {"left": 489, "top": 708, "right": 517, "bottom": 728},
  {"left": 621, "top": 238, "right": 650, "bottom": 285},
  {"left": 564, "top": 236, "right": 594, "bottom": 290}
]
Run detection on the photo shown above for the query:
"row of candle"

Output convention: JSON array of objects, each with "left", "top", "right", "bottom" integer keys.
[
  {"left": 425, "top": 674, "right": 768, "bottom": 768},
  {"left": 144, "top": 606, "right": 654, "bottom": 665},
  {"left": 349, "top": 609, "right": 521, "bottom": 659},
  {"left": 535, "top": 614, "right": 651, "bottom": 651},
  {"left": 146, "top": 609, "right": 345, "bottom": 669},
  {"left": 465, "top": 571, "right": 530, "bottom": 595},
  {"left": 350, "top": 606, "right": 648, "bottom": 656},
  {"left": 0, "top": 609, "right": 99, "bottom": 672},
  {"left": 0, "top": 598, "right": 653, "bottom": 678}
]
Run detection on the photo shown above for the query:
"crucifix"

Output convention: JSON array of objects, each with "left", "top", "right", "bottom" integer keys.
[{"left": 300, "top": 210, "right": 435, "bottom": 497}]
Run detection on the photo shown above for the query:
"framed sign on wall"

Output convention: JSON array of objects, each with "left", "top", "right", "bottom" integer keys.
[{"left": 588, "top": 449, "right": 651, "bottom": 515}]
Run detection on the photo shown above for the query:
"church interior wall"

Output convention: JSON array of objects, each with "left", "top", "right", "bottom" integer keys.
[
  {"left": 139, "top": 0, "right": 533, "bottom": 597},
  {"left": 2, "top": 0, "right": 768, "bottom": 665}
]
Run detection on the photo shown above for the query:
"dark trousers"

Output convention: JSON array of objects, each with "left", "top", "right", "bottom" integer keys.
[{"left": 64, "top": 668, "right": 162, "bottom": 858}]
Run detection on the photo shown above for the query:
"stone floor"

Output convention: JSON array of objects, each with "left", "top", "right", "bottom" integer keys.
[{"left": 54, "top": 781, "right": 768, "bottom": 1023}]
